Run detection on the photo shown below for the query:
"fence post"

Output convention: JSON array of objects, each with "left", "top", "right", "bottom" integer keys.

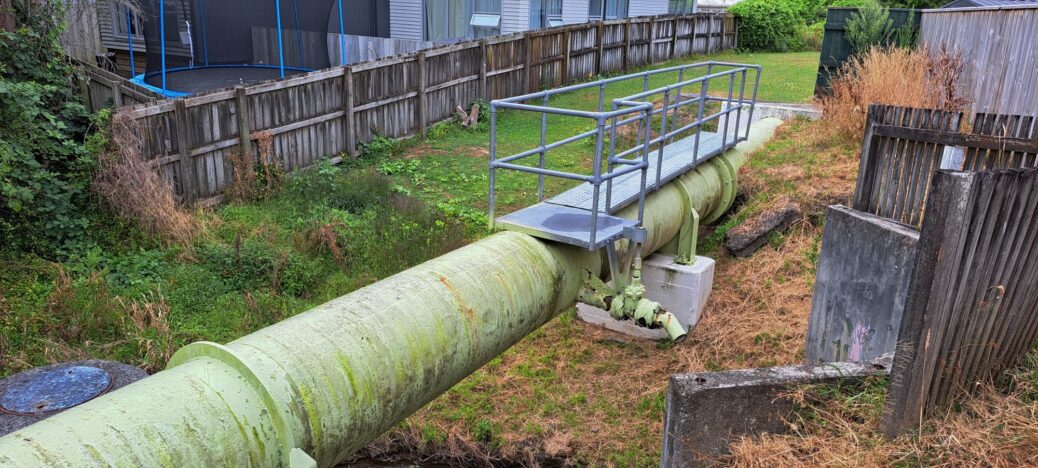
[
  {"left": 479, "top": 39, "right": 488, "bottom": 99},
  {"left": 648, "top": 17, "right": 656, "bottom": 63},
  {"left": 623, "top": 18, "right": 632, "bottom": 70},
  {"left": 562, "top": 28, "right": 571, "bottom": 84},
  {"left": 173, "top": 99, "right": 197, "bottom": 203},
  {"left": 595, "top": 22, "right": 604, "bottom": 76},
  {"left": 417, "top": 52, "right": 427, "bottom": 137},
  {"left": 343, "top": 67, "right": 356, "bottom": 156},
  {"left": 706, "top": 14, "right": 714, "bottom": 55},
  {"left": 112, "top": 81, "right": 124, "bottom": 107},
  {"left": 670, "top": 16, "right": 679, "bottom": 60},
  {"left": 525, "top": 33, "right": 534, "bottom": 93},
  {"left": 733, "top": 15, "right": 738, "bottom": 50}
]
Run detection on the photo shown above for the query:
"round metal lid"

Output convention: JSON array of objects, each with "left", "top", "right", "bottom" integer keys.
[{"left": 0, "top": 365, "right": 113, "bottom": 415}]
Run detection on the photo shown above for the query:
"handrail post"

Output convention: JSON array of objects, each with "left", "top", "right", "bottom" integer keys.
[
  {"left": 692, "top": 68, "right": 710, "bottom": 165},
  {"left": 589, "top": 117, "right": 606, "bottom": 249},
  {"left": 722, "top": 71, "right": 735, "bottom": 149},
  {"left": 538, "top": 94, "right": 548, "bottom": 201},
  {"left": 656, "top": 88, "right": 671, "bottom": 186},
  {"left": 488, "top": 104, "right": 498, "bottom": 228}
]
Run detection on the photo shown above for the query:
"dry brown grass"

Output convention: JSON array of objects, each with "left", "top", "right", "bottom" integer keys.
[
  {"left": 123, "top": 293, "right": 175, "bottom": 373},
  {"left": 93, "top": 111, "right": 197, "bottom": 247},
  {"left": 227, "top": 130, "right": 283, "bottom": 202},
  {"left": 726, "top": 366, "right": 1038, "bottom": 467},
  {"left": 822, "top": 46, "right": 970, "bottom": 143}
]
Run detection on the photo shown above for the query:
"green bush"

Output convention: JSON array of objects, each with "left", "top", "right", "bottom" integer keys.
[
  {"left": 730, "top": 0, "right": 803, "bottom": 51},
  {"left": 283, "top": 163, "right": 393, "bottom": 214},
  {"left": 799, "top": 21, "right": 826, "bottom": 51},
  {"left": 845, "top": 0, "right": 893, "bottom": 53},
  {"left": 1, "top": 2, "right": 96, "bottom": 257},
  {"left": 197, "top": 239, "right": 320, "bottom": 297}
]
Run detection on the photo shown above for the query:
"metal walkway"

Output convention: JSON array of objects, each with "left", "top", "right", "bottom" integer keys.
[{"left": 489, "top": 61, "right": 761, "bottom": 250}]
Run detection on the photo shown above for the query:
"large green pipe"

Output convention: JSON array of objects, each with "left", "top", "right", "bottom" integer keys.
[{"left": 0, "top": 119, "right": 781, "bottom": 467}]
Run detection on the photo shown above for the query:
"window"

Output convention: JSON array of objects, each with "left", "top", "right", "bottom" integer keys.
[
  {"left": 669, "top": 0, "right": 696, "bottom": 14},
  {"left": 530, "top": 0, "right": 563, "bottom": 29},
  {"left": 588, "top": 0, "right": 628, "bottom": 21},
  {"left": 425, "top": 0, "right": 501, "bottom": 42},
  {"left": 112, "top": 1, "right": 144, "bottom": 40}
]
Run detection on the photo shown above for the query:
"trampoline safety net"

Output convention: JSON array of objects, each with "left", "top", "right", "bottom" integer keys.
[{"left": 139, "top": 0, "right": 346, "bottom": 95}]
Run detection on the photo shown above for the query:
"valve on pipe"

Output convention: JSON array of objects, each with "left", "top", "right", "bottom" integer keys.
[{"left": 576, "top": 226, "right": 688, "bottom": 342}]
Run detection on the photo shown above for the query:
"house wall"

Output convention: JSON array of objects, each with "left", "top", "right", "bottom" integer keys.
[
  {"left": 562, "top": 0, "right": 590, "bottom": 24},
  {"left": 502, "top": 0, "right": 531, "bottom": 33},
  {"left": 390, "top": 0, "right": 424, "bottom": 40},
  {"left": 629, "top": 0, "right": 670, "bottom": 17}
]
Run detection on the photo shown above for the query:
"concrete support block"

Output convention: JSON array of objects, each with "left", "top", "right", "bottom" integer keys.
[
  {"left": 576, "top": 254, "right": 715, "bottom": 340},
  {"left": 661, "top": 354, "right": 892, "bottom": 467},
  {"left": 805, "top": 205, "right": 919, "bottom": 364}
]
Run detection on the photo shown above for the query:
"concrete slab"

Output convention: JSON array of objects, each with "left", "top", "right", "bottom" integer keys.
[
  {"left": 661, "top": 354, "right": 892, "bottom": 467},
  {"left": 576, "top": 254, "right": 714, "bottom": 340},
  {"left": 805, "top": 205, "right": 919, "bottom": 364}
]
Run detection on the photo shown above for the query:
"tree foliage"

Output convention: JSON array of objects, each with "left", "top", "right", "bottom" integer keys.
[
  {"left": 729, "top": 0, "right": 803, "bottom": 52},
  {"left": 0, "top": 1, "right": 94, "bottom": 257}
]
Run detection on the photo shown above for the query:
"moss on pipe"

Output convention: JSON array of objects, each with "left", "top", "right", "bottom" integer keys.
[{"left": 0, "top": 119, "right": 782, "bottom": 468}]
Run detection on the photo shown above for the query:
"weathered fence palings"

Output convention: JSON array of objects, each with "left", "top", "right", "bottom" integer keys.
[
  {"left": 87, "top": 12, "right": 735, "bottom": 204},
  {"left": 882, "top": 167, "right": 1038, "bottom": 436},
  {"left": 854, "top": 104, "right": 1038, "bottom": 229},
  {"left": 852, "top": 104, "right": 963, "bottom": 228}
]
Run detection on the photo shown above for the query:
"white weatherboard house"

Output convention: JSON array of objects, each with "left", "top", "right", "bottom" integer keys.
[{"left": 390, "top": 0, "right": 699, "bottom": 43}]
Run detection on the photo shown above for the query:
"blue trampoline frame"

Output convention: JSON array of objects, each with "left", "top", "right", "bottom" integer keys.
[{"left": 131, "top": 0, "right": 348, "bottom": 97}]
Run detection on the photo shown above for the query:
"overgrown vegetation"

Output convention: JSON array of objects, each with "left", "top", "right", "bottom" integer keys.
[
  {"left": 845, "top": 0, "right": 918, "bottom": 53},
  {"left": 731, "top": 0, "right": 930, "bottom": 53},
  {"left": 821, "top": 45, "right": 969, "bottom": 142},
  {"left": 727, "top": 353, "right": 1038, "bottom": 466},
  {"left": 0, "top": 1, "right": 95, "bottom": 257},
  {"left": 1, "top": 159, "right": 468, "bottom": 376}
]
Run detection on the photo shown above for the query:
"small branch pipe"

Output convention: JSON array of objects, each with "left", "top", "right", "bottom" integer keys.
[{"left": 0, "top": 120, "right": 783, "bottom": 467}]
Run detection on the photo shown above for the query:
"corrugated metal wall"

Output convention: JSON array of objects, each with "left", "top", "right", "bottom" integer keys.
[{"left": 919, "top": 6, "right": 1038, "bottom": 116}]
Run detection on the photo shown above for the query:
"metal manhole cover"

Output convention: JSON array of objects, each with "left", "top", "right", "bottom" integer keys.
[{"left": 0, "top": 365, "right": 113, "bottom": 415}]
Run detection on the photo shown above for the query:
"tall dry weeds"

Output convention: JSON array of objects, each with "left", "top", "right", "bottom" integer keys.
[
  {"left": 122, "top": 292, "right": 175, "bottom": 373},
  {"left": 93, "top": 111, "right": 197, "bottom": 246},
  {"left": 822, "top": 45, "right": 970, "bottom": 143},
  {"left": 227, "top": 130, "right": 282, "bottom": 202},
  {"left": 725, "top": 365, "right": 1038, "bottom": 467}
]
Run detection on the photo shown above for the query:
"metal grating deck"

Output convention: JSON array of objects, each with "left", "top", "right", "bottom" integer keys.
[
  {"left": 494, "top": 203, "right": 639, "bottom": 250},
  {"left": 546, "top": 131, "right": 727, "bottom": 213}
]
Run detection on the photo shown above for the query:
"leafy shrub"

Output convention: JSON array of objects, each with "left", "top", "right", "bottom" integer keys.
[
  {"left": 197, "top": 238, "right": 320, "bottom": 296},
  {"left": 800, "top": 21, "right": 826, "bottom": 51},
  {"left": 337, "top": 195, "right": 467, "bottom": 279},
  {"left": 845, "top": 0, "right": 893, "bottom": 53},
  {"left": 0, "top": 1, "right": 95, "bottom": 257},
  {"left": 730, "top": 0, "right": 803, "bottom": 52},
  {"left": 358, "top": 135, "right": 401, "bottom": 161},
  {"left": 284, "top": 164, "right": 393, "bottom": 213}
]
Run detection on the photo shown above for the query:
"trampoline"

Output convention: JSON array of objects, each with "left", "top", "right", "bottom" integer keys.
[{"left": 130, "top": 0, "right": 351, "bottom": 97}]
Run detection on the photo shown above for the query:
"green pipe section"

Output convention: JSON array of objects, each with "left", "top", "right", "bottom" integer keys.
[{"left": 0, "top": 119, "right": 782, "bottom": 467}]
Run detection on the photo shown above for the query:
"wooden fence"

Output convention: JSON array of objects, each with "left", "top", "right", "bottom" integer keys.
[
  {"left": 86, "top": 13, "right": 737, "bottom": 204},
  {"left": 852, "top": 104, "right": 1038, "bottom": 228},
  {"left": 77, "top": 62, "right": 161, "bottom": 110},
  {"left": 919, "top": 6, "right": 1038, "bottom": 116},
  {"left": 852, "top": 105, "right": 963, "bottom": 228},
  {"left": 882, "top": 167, "right": 1038, "bottom": 436}
]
